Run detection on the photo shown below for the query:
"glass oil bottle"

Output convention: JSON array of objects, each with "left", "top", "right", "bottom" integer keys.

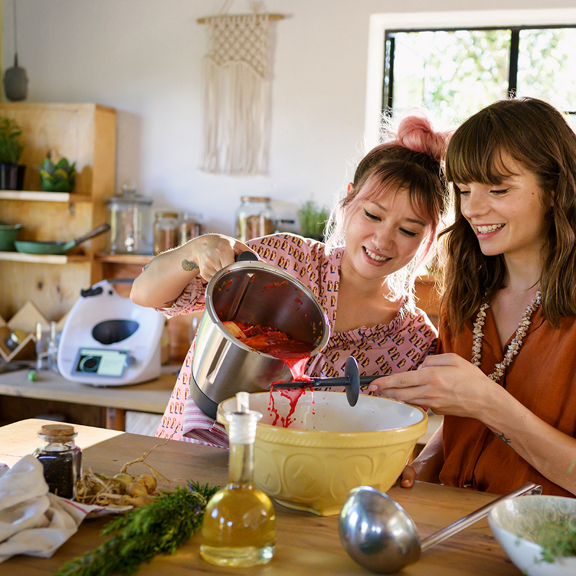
[{"left": 200, "top": 392, "right": 276, "bottom": 567}]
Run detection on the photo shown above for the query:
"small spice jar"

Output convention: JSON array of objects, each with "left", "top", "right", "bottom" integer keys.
[
  {"left": 33, "top": 424, "right": 82, "bottom": 499},
  {"left": 235, "top": 196, "right": 275, "bottom": 242},
  {"left": 153, "top": 210, "right": 180, "bottom": 255}
]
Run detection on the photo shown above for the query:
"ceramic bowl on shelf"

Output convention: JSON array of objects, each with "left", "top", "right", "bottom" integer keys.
[
  {"left": 217, "top": 391, "right": 427, "bottom": 516},
  {"left": 488, "top": 495, "right": 576, "bottom": 576}
]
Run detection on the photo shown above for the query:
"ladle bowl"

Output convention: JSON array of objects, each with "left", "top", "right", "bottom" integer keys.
[{"left": 339, "top": 482, "right": 542, "bottom": 573}]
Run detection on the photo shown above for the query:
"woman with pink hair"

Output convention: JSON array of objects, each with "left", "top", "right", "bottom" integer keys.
[{"left": 131, "top": 110, "right": 452, "bottom": 447}]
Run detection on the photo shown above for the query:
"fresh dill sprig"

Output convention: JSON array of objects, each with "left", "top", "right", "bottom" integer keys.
[{"left": 54, "top": 480, "right": 219, "bottom": 576}]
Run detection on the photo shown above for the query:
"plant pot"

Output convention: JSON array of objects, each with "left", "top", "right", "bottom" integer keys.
[
  {"left": 0, "top": 164, "right": 26, "bottom": 190},
  {"left": 0, "top": 223, "right": 23, "bottom": 251}
]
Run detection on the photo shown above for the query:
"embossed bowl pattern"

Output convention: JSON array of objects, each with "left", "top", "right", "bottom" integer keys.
[{"left": 217, "top": 391, "right": 427, "bottom": 516}]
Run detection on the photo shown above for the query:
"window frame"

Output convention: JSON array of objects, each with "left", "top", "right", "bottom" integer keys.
[
  {"left": 365, "top": 9, "right": 576, "bottom": 149},
  {"left": 381, "top": 24, "right": 576, "bottom": 117}
]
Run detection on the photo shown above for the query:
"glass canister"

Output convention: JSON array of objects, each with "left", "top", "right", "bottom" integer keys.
[
  {"left": 33, "top": 424, "right": 82, "bottom": 499},
  {"left": 179, "top": 212, "right": 204, "bottom": 245},
  {"left": 153, "top": 210, "right": 180, "bottom": 254},
  {"left": 106, "top": 182, "right": 153, "bottom": 254},
  {"left": 235, "top": 196, "right": 275, "bottom": 242}
]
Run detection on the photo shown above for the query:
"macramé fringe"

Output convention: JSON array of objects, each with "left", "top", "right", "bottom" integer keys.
[{"left": 201, "top": 58, "right": 271, "bottom": 175}]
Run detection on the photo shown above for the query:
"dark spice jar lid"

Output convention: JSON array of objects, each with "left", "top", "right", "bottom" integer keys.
[{"left": 38, "top": 424, "right": 76, "bottom": 439}]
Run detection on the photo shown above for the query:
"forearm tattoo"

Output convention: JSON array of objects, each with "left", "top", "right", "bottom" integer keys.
[
  {"left": 182, "top": 259, "right": 199, "bottom": 272},
  {"left": 494, "top": 431, "right": 512, "bottom": 446}
]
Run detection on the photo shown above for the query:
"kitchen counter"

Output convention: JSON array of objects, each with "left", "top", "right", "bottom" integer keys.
[
  {"left": 0, "top": 368, "right": 176, "bottom": 430},
  {"left": 2, "top": 418, "right": 519, "bottom": 576},
  {"left": 0, "top": 367, "right": 442, "bottom": 441}
]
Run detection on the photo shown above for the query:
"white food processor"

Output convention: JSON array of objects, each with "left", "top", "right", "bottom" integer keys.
[{"left": 57, "top": 279, "right": 164, "bottom": 386}]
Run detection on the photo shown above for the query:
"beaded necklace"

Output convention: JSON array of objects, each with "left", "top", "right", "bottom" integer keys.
[{"left": 471, "top": 291, "right": 542, "bottom": 382}]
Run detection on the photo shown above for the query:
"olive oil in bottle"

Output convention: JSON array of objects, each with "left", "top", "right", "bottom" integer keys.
[{"left": 200, "top": 393, "right": 276, "bottom": 567}]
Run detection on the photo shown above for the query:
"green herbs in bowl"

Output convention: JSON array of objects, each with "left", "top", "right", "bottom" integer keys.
[{"left": 488, "top": 495, "right": 576, "bottom": 576}]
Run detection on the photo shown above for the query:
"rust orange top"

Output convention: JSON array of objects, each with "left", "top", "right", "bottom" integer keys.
[{"left": 439, "top": 306, "right": 576, "bottom": 497}]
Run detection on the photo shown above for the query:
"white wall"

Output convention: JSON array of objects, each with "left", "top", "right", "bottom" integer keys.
[{"left": 3, "top": 0, "right": 575, "bottom": 235}]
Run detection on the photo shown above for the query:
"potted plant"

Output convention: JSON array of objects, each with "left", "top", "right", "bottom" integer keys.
[
  {"left": 0, "top": 116, "right": 25, "bottom": 190},
  {"left": 297, "top": 199, "right": 329, "bottom": 241},
  {"left": 39, "top": 154, "right": 76, "bottom": 192}
]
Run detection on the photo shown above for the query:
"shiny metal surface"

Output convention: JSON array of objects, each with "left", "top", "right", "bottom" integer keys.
[
  {"left": 339, "top": 482, "right": 541, "bottom": 574},
  {"left": 339, "top": 486, "right": 421, "bottom": 574},
  {"left": 191, "top": 260, "right": 330, "bottom": 413}
]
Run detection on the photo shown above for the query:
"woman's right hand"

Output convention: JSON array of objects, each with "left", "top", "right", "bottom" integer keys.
[{"left": 188, "top": 234, "right": 252, "bottom": 282}]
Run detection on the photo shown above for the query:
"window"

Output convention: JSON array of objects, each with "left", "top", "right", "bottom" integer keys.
[
  {"left": 364, "top": 10, "right": 576, "bottom": 147},
  {"left": 383, "top": 26, "right": 576, "bottom": 127}
]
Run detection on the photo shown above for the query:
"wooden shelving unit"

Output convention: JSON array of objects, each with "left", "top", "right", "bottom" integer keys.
[
  {"left": 0, "top": 252, "right": 89, "bottom": 264},
  {"left": 0, "top": 103, "right": 117, "bottom": 322},
  {"left": 95, "top": 253, "right": 153, "bottom": 265},
  {"left": 0, "top": 191, "right": 92, "bottom": 202}
]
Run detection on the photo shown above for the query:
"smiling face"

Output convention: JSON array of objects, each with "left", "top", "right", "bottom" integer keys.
[
  {"left": 341, "top": 187, "right": 431, "bottom": 284},
  {"left": 456, "top": 155, "right": 550, "bottom": 262}
]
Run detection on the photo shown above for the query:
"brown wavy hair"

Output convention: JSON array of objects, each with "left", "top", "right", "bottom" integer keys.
[{"left": 441, "top": 97, "right": 576, "bottom": 330}]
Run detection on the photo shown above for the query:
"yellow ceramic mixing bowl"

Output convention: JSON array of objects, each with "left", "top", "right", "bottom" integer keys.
[{"left": 217, "top": 390, "right": 428, "bottom": 516}]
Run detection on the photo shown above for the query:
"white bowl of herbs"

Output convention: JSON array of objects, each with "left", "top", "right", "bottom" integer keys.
[{"left": 488, "top": 495, "right": 576, "bottom": 576}]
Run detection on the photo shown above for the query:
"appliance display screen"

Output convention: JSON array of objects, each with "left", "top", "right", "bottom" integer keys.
[{"left": 73, "top": 348, "right": 128, "bottom": 377}]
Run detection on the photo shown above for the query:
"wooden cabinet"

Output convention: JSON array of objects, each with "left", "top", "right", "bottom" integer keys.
[
  {"left": 0, "top": 103, "right": 116, "bottom": 321},
  {"left": 414, "top": 274, "right": 441, "bottom": 327}
]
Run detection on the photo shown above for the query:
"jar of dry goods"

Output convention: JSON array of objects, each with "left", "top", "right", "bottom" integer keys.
[
  {"left": 153, "top": 210, "right": 180, "bottom": 255},
  {"left": 179, "top": 212, "right": 204, "bottom": 245},
  {"left": 235, "top": 196, "right": 275, "bottom": 242},
  {"left": 33, "top": 424, "right": 82, "bottom": 499}
]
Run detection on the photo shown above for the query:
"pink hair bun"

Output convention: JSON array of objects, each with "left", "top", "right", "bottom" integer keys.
[{"left": 388, "top": 109, "right": 451, "bottom": 163}]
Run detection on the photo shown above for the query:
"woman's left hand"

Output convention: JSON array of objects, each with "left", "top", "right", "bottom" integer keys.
[{"left": 367, "top": 353, "right": 500, "bottom": 419}]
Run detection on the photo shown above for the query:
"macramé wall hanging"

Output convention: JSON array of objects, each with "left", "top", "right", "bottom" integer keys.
[{"left": 198, "top": 10, "right": 284, "bottom": 176}]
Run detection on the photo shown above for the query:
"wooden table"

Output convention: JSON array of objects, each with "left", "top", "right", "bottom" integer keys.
[
  {"left": 1, "top": 418, "right": 520, "bottom": 576},
  {"left": 0, "top": 368, "right": 175, "bottom": 429}
]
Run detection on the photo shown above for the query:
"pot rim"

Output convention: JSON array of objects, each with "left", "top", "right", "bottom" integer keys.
[{"left": 205, "top": 259, "right": 330, "bottom": 358}]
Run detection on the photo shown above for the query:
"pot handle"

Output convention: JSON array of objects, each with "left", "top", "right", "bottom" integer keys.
[{"left": 235, "top": 251, "right": 258, "bottom": 262}]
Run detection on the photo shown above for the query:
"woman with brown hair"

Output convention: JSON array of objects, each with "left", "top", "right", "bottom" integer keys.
[{"left": 369, "top": 97, "right": 576, "bottom": 497}]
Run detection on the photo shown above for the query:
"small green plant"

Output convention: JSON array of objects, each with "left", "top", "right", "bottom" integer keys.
[
  {"left": 39, "top": 155, "right": 76, "bottom": 192},
  {"left": 0, "top": 116, "right": 24, "bottom": 165},
  {"left": 297, "top": 199, "right": 329, "bottom": 240}
]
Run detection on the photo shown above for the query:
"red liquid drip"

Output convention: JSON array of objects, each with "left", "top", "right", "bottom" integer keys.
[
  {"left": 222, "top": 321, "right": 315, "bottom": 428},
  {"left": 269, "top": 355, "right": 314, "bottom": 427}
]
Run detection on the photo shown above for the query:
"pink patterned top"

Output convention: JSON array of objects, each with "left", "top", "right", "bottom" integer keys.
[{"left": 155, "top": 233, "right": 437, "bottom": 447}]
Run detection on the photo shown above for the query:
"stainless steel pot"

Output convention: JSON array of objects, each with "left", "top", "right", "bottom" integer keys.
[{"left": 190, "top": 257, "right": 330, "bottom": 418}]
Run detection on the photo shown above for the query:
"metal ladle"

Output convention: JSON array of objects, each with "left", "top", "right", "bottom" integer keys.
[
  {"left": 339, "top": 481, "right": 542, "bottom": 574},
  {"left": 268, "top": 356, "right": 382, "bottom": 407}
]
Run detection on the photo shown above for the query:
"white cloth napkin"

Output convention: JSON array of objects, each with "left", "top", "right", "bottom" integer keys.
[
  {"left": 0, "top": 454, "right": 97, "bottom": 563},
  {"left": 182, "top": 397, "right": 229, "bottom": 449}
]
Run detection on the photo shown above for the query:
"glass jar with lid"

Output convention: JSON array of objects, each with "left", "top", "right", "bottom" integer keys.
[
  {"left": 33, "top": 424, "right": 82, "bottom": 499},
  {"left": 105, "top": 181, "right": 153, "bottom": 254},
  {"left": 235, "top": 196, "right": 275, "bottom": 242},
  {"left": 153, "top": 210, "right": 180, "bottom": 255}
]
